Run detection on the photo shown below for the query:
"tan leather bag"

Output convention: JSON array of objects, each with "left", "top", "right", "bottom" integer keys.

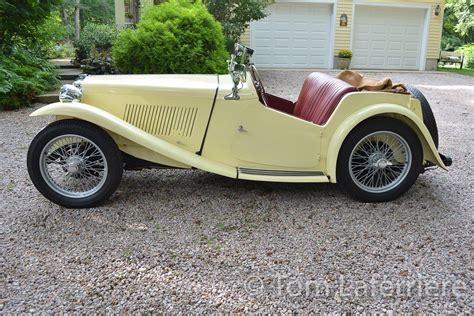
[{"left": 336, "top": 70, "right": 408, "bottom": 93}]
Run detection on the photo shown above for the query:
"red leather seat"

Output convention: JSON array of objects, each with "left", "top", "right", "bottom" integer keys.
[{"left": 293, "top": 73, "right": 357, "bottom": 125}]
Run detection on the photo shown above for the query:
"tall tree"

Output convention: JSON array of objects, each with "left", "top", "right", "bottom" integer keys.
[
  {"left": 442, "top": 0, "right": 473, "bottom": 50},
  {"left": 204, "top": 0, "right": 271, "bottom": 42},
  {"left": 58, "top": 0, "right": 115, "bottom": 40},
  {"left": 74, "top": 0, "right": 81, "bottom": 40},
  {"left": 450, "top": 0, "right": 473, "bottom": 38}
]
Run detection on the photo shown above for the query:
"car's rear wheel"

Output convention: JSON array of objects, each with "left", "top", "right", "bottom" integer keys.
[
  {"left": 27, "top": 120, "right": 123, "bottom": 208},
  {"left": 336, "top": 117, "right": 422, "bottom": 202}
]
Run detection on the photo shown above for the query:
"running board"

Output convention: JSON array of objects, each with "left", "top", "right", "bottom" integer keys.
[{"left": 237, "top": 168, "right": 329, "bottom": 183}]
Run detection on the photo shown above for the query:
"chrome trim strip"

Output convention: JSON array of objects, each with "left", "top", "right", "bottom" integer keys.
[{"left": 238, "top": 168, "right": 324, "bottom": 177}]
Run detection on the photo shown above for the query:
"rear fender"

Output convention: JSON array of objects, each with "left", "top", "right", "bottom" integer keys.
[
  {"left": 325, "top": 103, "right": 447, "bottom": 183},
  {"left": 31, "top": 102, "right": 237, "bottom": 178}
]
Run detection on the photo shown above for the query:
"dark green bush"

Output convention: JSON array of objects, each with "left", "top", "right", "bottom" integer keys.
[
  {"left": 49, "top": 42, "right": 75, "bottom": 59},
  {"left": 0, "top": 48, "right": 59, "bottom": 110},
  {"left": 112, "top": 0, "right": 228, "bottom": 74},
  {"left": 0, "top": 0, "right": 62, "bottom": 50},
  {"left": 82, "top": 47, "right": 116, "bottom": 75},
  {"left": 458, "top": 43, "right": 474, "bottom": 69},
  {"left": 441, "top": 32, "right": 464, "bottom": 51},
  {"left": 73, "top": 23, "right": 117, "bottom": 63},
  {"left": 35, "top": 11, "right": 68, "bottom": 57}
]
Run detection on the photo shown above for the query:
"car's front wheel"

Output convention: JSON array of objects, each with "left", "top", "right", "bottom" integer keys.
[
  {"left": 27, "top": 120, "right": 123, "bottom": 208},
  {"left": 336, "top": 117, "right": 422, "bottom": 202}
]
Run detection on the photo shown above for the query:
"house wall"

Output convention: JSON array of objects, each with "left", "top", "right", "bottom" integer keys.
[
  {"left": 333, "top": 0, "right": 444, "bottom": 57},
  {"left": 243, "top": 0, "right": 444, "bottom": 70},
  {"left": 114, "top": 0, "right": 155, "bottom": 27}
]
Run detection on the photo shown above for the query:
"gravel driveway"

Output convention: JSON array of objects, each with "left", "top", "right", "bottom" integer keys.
[{"left": 1, "top": 71, "right": 473, "bottom": 313}]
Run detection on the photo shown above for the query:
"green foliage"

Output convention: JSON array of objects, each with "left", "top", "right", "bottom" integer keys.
[
  {"left": 338, "top": 49, "right": 352, "bottom": 58},
  {"left": 35, "top": 12, "right": 68, "bottom": 56},
  {"left": 441, "top": 32, "right": 464, "bottom": 51},
  {"left": 442, "top": 0, "right": 474, "bottom": 50},
  {"left": 59, "top": 0, "right": 116, "bottom": 39},
  {"left": 80, "top": 0, "right": 116, "bottom": 25},
  {"left": 0, "top": 48, "right": 59, "bottom": 110},
  {"left": 49, "top": 42, "right": 76, "bottom": 59},
  {"left": 204, "top": 0, "right": 270, "bottom": 43},
  {"left": 73, "top": 23, "right": 118, "bottom": 63},
  {"left": 437, "top": 67, "right": 474, "bottom": 77},
  {"left": 447, "top": 0, "right": 473, "bottom": 38},
  {"left": 82, "top": 47, "right": 116, "bottom": 74},
  {"left": 457, "top": 43, "right": 474, "bottom": 69},
  {"left": 112, "top": 0, "right": 228, "bottom": 74},
  {"left": 0, "top": 0, "right": 63, "bottom": 50}
]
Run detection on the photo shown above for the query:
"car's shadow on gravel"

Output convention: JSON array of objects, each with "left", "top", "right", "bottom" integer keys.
[{"left": 106, "top": 168, "right": 440, "bottom": 212}]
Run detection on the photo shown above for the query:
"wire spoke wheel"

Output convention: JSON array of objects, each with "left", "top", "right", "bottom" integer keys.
[
  {"left": 349, "top": 131, "right": 412, "bottom": 194},
  {"left": 39, "top": 134, "right": 108, "bottom": 199}
]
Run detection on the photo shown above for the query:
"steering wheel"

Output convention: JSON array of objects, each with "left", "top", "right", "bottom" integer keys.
[{"left": 250, "top": 64, "right": 268, "bottom": 106}]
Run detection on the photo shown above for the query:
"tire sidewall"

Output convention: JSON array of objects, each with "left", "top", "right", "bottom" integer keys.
[
  {"left": 336, "top": 117, "right": 423, "bottom": 202},
  {"left": 407, "top": 85, "right": 439, "bottom": 149},
  {"left": 27, "top": 120, "right": 123, "bottom": 208}
]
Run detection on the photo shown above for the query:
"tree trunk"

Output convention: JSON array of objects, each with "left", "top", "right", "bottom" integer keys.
[
  {"left": 74, "top": 0, "right": 81, "bottom": 40},
  {"left": 59, "top": 6, "right": 69, "bottom": 40},
  {"left": 132, "top": 0, "right": 140, "bottom": 24},
  {"left": 60, "top": 6, "right": 68, "bottom": 25}
]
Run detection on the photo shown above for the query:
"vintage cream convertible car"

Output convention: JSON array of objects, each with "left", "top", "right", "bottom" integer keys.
[{"left": 27, "top": 44, "right": 451, "bottom": 208}]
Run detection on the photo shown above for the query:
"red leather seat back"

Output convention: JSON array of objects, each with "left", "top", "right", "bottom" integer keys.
[{"left": 293, "top": 73, "right": 357, "bottom": 125}]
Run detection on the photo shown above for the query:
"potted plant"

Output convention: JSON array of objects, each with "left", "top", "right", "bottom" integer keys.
[{"left": 336, "top": 49, "right": 352, "bottom": 69}]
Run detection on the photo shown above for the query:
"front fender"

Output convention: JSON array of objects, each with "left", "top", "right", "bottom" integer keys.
[
  {"left": 325, "top": 103, "right": 447, "bottom": 183},
  {"left": 31, "top": 102, "right": 237, "bottom": 178}
]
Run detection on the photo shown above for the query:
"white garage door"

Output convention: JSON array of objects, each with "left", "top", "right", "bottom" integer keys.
[
  {"left": 250, "top": 3, "right": 332, "bottom": 68},
  {"left": 352, "top": 6, "right": 426, "bottom": 70}
]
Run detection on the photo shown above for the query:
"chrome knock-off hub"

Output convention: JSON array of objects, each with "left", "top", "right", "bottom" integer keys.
[{"left": 65, "top": 156, "right": 84, "bottom": 174}]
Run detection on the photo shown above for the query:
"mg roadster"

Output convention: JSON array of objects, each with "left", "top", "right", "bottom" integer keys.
[{"left": 27, "top": 44, "right": 451, "bottom": 208}]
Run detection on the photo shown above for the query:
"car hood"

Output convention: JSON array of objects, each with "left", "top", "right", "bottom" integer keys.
[
  {"left": 79, "top": 73, "right": 258, "bottom": 107},
  {"left": 81, "top": 74, "right": 219, "bottom": 100}
]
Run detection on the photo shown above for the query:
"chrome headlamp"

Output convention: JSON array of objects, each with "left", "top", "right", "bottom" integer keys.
[{"left": 59, "top": 74, "right": 87, "bottom": 102}]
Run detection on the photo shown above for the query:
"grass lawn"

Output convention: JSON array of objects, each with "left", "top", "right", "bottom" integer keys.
[{"left": 437, "top": 66, "right": 474, "bottom": 77}]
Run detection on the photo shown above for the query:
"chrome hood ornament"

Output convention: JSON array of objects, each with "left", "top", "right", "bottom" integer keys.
[
  {"left": 225, "top": 43, "right": 254, "bottom": 101},
  {"left": 59, "top": 74, "right": 87, "bottom": 102}
]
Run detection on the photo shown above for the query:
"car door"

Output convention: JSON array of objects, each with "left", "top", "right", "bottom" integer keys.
[{"left": 231, "top": 103, "right": 322, "bottom": 169}]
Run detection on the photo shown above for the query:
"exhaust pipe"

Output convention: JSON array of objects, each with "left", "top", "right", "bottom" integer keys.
[{"left": 439, "top": 153, "right": 453, "bottom": 167}]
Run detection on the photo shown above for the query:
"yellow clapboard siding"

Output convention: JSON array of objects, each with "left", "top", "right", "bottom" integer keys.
[
  {"left": 319, "top": 0, "right": 444, "bottom": 65},
  {"left": 334, "top": 0, "right": 444, "bottom": 63},
  {"left": 335, "top": 0, "right": 353, "bottom": 53},
  {"left": 427, "top": 10, "right": 444, "bottom": 59}
]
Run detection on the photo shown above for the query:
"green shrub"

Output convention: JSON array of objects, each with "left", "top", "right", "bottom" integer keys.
[
  {"left": 441, "top": 32, "right": 464, "bottom": 51},
  {"left": 82, "top": 47, "right": 116, "bottom": 75},
  {"left": 35, "top": 11, "right": 68, "bottom": 56},
  {"left": 73, "top": 23, "right": 117, "bottom": 63},
  {"left": 338, "top": 49, "right": 352, "bottom": 58},
  {"left": 112, "top": 0, "right": 228, "bottom": 74},
  {"left": 0, "top": 0, "right": 62, "bottom": 50},
  {"left": 0, "top": 48, "right": 59, "bottom": 110},
  {"left": 49, "top": 42, "right": 75, "bottom": 59},
  {"left": 457, "top": 44, "right": 474, "bottom": 69}
]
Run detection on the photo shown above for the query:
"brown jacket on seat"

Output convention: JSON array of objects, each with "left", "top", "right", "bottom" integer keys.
[{"left": 336, "top": 70, "right": 408, "bottom": 93}]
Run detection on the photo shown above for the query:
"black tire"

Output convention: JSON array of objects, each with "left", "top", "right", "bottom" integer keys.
[
  {"left": 406, "top": 85, "right": 439, "bottom": 149},
  {"left": 27, "top": 120, "right": 123, "bottom": 208},
  {"left": 336, "top": 117, "right": 423, "bottom": 202}
]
